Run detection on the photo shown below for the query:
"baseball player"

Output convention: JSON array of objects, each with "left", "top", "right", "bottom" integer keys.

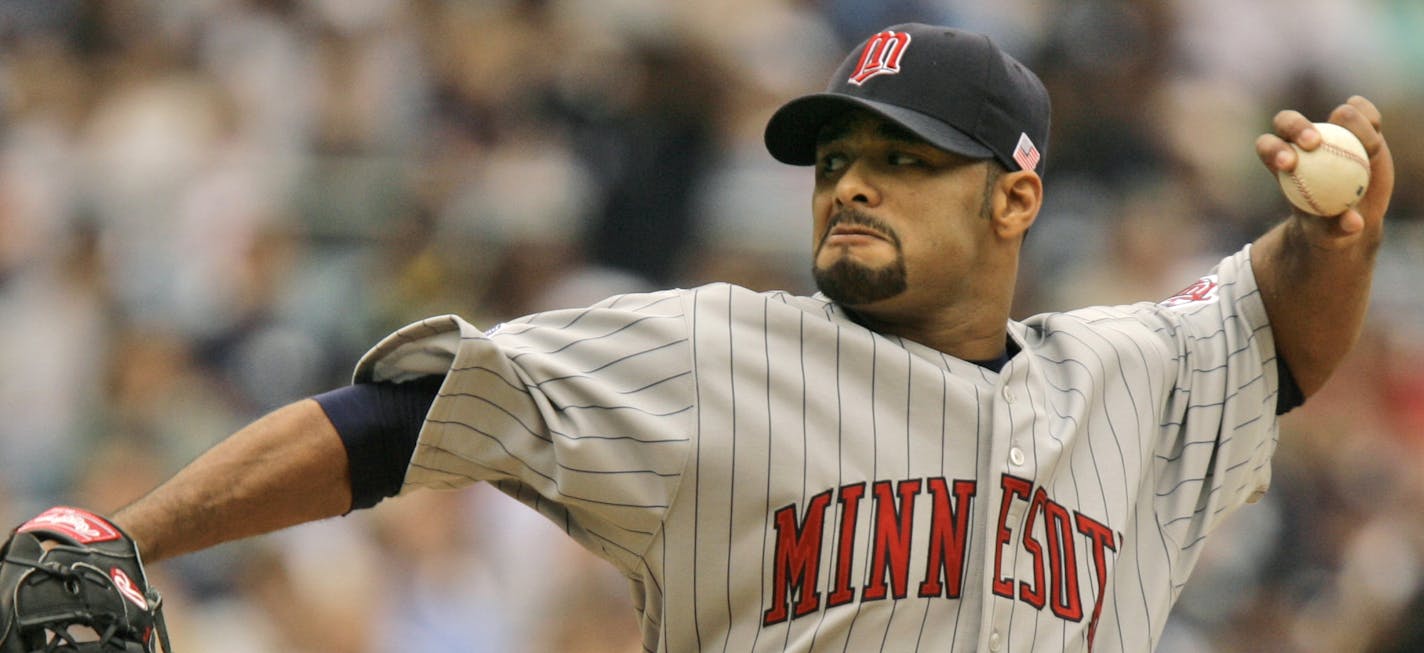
[{"left": 0, "top": 23, "right": 1393, "bottom": 652}]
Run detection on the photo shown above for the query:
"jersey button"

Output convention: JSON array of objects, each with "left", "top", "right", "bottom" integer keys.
[
  {"left": 988, "top": 630, "right": 1002, "bottom": 651},
  {"left": 1009, "top": 446, "right": 1025, "bottom": 466},
  {"left": 1001, "top": 386, "right": 1016, "bottom": 403}
]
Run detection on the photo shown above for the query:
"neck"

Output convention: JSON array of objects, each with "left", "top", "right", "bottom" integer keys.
[{"left": 847, "top": 301, "right": 1011, "bottom": 362}]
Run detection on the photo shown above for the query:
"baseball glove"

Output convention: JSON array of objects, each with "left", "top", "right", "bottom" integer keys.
[{"left": 0, "top": 507, "right": 172, "bottom": 652}]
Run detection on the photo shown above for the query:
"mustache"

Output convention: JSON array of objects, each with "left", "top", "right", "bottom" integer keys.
[{"left": 822, "top": 208, "right": 901, "bottom": 247}]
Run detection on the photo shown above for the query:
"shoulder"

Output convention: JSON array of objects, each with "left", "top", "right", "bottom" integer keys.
[
  {"left": 1020, "top": 304, "right": 1170, "bottom": 341},
  {"left": 528, "top": 284, "right": 812, "bottom": 318},
  {"left": 677, "top": 283, "right": 835, "bottom": 318},
  {"left": 558, "top": 287, "right": 693, "bottom": 317},
  {"left": 1013, "top": 304, "right": 1186, "bottom": 379}
]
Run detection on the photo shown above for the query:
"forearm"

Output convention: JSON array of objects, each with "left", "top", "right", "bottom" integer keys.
[
  {"left": 1251, "top": 214, "right": 1380, "bottom": 397},
  {"left": 113, "top": 398, "right": 352, "bottom": 562}
]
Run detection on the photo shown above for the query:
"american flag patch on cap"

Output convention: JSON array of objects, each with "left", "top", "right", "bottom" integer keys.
[{"left": 1013, "top": 132, "right": 1040, "bottom": 171}]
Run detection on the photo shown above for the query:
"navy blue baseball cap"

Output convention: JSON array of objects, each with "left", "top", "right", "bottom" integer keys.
[{"left": 764, "top": 24, "right": 1050, "bottom": 176}]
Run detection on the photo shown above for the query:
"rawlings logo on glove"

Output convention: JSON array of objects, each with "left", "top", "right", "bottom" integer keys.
[
  {"left": 110, "top": 568, "right": 150, "bottom": 611},
  {"left": 17, "top": 507, "right": 122, "bottom": 544},
  {"left": 1, "top": 507, "right": 173, "bottom": 652}
]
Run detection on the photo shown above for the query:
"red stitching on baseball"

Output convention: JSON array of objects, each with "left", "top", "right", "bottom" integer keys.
[
  {"left": 1320, "top": 142, "right": 1370, "bottom": 171},
  {"left": 1289, "top": 172, "right": 1325, "bottom": 215}
]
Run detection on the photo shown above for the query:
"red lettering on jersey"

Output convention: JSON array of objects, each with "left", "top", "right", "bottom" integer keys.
[
  {"left": 827, "top": 482, "right": 867, "bottom": 608},
  {"left": 918, "top": 478, "right": 976, "bottom": 599},
  {"left": 762, "top": 474, "right": 1123, "bottom": 635},
  {"left": 848, "top": 30, "right": 912, "bottom": 85},
  {"left": 763, "top": 490, "right": 834, "bottom": 625},
  {"left": 992, "top": 476, "right": 1033, "bottom": 599},
  {"left": 863, "top": 479, "right": 922, "bottom": 601},
  {"left": 990, "top": 475, "right": 1121, "bottom": 627},
  {"left": 1044, "top": 498, "right": 1083, "bottom": 621},
  {"left": 1076, "top": 512, "right": 1118, "bottom": 649},
  {"left": 1017, "top": 488, "right": 1049, "bottom": 609}
]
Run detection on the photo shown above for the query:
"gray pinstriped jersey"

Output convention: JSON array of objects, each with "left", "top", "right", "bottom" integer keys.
[{"left": 352, "top": 244, "right": 1281, "bottom": 652}]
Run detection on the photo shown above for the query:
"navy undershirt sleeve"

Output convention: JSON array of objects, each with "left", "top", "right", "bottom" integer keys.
[{"left": 313, "top": 375, "right": 444, "bottom": 511}]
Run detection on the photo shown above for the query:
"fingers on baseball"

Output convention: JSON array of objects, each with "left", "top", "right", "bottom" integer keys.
[
  {"left": 1332, "top": 96, "right": 1393, "bottom": 220},
  {"left": 1257, "top": 110, "right": 1310, "bottom": 172},
  {"left": 1256, "top": 133, "right": 1295, "bottom": 172},
  {"left": 1273, "top": 109, "right": 1319, "bottom": 149},
  {"left": 1331, "top": 96, "right": 1384, "bottom": 156},
  {"left": 1341, "top": 209, "right": 1366, "bottom": 234},
  {"left": 1258, "top": 98, "right": 1382, "bottom": 174}
]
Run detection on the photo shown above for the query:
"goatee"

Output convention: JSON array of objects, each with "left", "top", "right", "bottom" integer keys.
[
  {"left": 813, "top": 256, "right": 908, "bottom": 305},
  {"left": 812, "top": 209, "right": 908, "bottom": 305}
]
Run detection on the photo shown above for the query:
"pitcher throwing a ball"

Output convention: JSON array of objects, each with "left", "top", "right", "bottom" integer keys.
[{"left": 1, "top": 23, "right": 1392, "bottom": 652}]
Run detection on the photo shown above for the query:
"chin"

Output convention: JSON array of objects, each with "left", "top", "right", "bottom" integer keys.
[{"left": 812, "top": 257, "right": 908, "bottom": 307}]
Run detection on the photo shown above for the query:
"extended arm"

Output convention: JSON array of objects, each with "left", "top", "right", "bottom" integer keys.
[
  {"left": 112, "top": 399, "right": 352, "bottom": 562},
  {"left": 1250, "top": 96, "right": 1393, "bottom": 397}
]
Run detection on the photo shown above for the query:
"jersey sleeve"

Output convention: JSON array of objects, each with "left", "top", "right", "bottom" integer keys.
[
  {"left": 350, "top": 290, "right": 696, "bottom": 573},
  {"left": 1137, "top": 245, "right": 1283, "bottom": 551}
]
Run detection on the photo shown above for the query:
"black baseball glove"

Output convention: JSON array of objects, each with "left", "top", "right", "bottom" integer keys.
[{"left": 0, "top": 507, "right": 172, "bottom": 652}]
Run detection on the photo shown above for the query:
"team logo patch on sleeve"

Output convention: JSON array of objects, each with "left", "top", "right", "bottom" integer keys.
[{"left": 1159, "top": 274, "right": 1220, "bottom": 308}]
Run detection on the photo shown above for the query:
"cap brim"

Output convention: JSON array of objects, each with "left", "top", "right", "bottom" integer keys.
[{"left": 764, "top": 93, "right": 996, "bottom": 166}]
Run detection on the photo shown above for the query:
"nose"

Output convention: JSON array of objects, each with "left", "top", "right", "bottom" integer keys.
[{"left": 833, "top": 161, "right": 881, "bottom": 209}]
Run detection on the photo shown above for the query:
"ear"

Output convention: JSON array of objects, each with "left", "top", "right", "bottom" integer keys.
[{"left": 990, "top": 170, "right": 1043, "bottom": 240}]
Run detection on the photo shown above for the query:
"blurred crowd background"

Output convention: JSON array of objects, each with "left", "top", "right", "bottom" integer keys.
[{"left": 0, "top": 0, "right": 1421, "bottom": 651}]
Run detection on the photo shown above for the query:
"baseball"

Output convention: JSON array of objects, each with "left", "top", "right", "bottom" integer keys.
[{"left": 1277, "top": 122, "right": 1371, "bottom": 216}]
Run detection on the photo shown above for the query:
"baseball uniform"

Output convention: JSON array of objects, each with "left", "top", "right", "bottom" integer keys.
[{"left": 351, "top": 243, "right": 1283, "bottom": 652}]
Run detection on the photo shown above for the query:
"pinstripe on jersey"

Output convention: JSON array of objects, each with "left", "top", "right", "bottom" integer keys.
[{"left": 350, "top": 244, "right": 1280, "bottom": 652}]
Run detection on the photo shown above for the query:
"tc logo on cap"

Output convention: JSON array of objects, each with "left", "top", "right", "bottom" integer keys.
[{"left": 848, "top": 30, "right": 912, "bottom": 85}]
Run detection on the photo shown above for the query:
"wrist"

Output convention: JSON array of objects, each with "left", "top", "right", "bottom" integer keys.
[{"left": 1284, "top": 209, "right": 1381, "bottom": 257}]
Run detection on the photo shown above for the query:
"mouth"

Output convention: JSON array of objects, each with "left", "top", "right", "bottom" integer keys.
[
  {"left": 829, "top": 224, "right": 888, "bottom": 239},
  {"left": 818, "top": 209, "right": 901, "bottom": 256},
  {"left": 823, "top": 222, "right": 893, "bottom": 250}
]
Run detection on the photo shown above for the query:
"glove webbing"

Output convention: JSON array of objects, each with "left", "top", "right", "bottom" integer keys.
[{"left": 2, "top": 553, "right": 174, "bottom": 653}]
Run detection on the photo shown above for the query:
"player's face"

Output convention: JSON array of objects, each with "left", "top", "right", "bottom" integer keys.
[{"left": 810, "top": 112, "right": 997, "bottom": 314}]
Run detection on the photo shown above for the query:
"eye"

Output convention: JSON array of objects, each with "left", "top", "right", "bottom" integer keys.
[
  {"left": 889, "top": 151, "right": 923, "bottom": 166},
  {"left": 817, "top": 152, "right": 848, "bottom": 175}
]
